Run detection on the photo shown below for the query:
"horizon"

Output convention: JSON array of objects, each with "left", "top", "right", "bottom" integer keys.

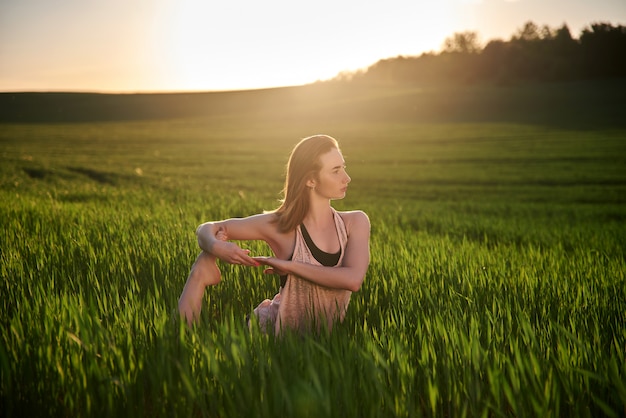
[{"left": 1, "top": 0, "right": 625, "bottom": 94}]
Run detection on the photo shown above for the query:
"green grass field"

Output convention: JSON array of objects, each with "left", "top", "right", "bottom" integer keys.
[{"left": 1, "top": 81, "right": 625, "bottom": 417}]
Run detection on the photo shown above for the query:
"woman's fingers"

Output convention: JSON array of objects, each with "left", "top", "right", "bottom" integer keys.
[
  {"left": 252, "top": 257, "right": 287, "bottom": 275},
  {"left": 233, "top": 249, "right": 261, "bottom": 266},
  {"left": 215, "top": 230, "right": 228, "bottom": 241},
  {"left": 213, "top": 241, "right": 255, "bottom": 265}
]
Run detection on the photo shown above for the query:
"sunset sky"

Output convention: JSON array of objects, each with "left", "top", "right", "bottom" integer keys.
[{"left": 1, "top": 0, "right": 625, "bottom": 93}]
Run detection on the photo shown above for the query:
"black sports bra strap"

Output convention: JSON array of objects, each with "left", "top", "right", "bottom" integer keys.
[{"left": 300, "top": 223, "right": 341, "bottom": 267}]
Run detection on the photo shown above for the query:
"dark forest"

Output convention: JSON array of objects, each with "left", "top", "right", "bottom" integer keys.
[{"left": 333, "top": 21, "right": 626, "bottom": 85}]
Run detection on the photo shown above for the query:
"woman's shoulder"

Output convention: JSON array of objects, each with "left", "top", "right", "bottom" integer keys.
[{"left": 336, "top": 210, "right": 370, "bottom": 231}]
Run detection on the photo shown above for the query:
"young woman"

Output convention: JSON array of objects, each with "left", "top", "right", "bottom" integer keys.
[{"left": 178, "top": 134, "right": 370, "bottom": 334}]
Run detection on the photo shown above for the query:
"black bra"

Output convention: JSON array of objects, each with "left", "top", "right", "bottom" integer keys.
[
  {"left": 280, "top": 223, "right": 342, "bottom": 288},
  {"left": 300, "top": 223, "right": 341, "bottom": 267}
]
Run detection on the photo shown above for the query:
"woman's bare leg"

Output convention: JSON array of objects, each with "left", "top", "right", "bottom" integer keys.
[{"left": 178, "top": 251, "right": 221, "bottom": 326}]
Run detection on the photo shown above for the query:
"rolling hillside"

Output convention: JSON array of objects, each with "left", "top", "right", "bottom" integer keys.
[{"left": 1, "top": 79, "right": 625, "bottom": 129}]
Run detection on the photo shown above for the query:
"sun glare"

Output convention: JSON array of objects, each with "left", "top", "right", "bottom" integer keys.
[
  {"left": 159, "top": 0, "right": 462, "bottom": 91},
  {"left": 2, "top": 0, "right": 624, "bottom": 93},
  {"left": 163, "top": 1, "right": 322, "bottom": 91}
]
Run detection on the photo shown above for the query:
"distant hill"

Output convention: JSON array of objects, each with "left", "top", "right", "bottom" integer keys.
[{"left": 1, "top": 79, "right": 625, "bottom": 129}]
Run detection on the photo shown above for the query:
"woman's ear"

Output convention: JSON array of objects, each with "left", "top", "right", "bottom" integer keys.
[{"left": 306, "top": 179, "right": 316, "bottom": 189}]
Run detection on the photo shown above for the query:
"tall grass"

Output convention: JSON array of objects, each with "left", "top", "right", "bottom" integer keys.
[{"left": 1, "top": 114, "right": 625, "bottom": 417}]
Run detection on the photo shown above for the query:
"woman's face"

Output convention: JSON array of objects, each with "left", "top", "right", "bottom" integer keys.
[{"left": 312, "top": 148, "right": 351, "bottom": 200}]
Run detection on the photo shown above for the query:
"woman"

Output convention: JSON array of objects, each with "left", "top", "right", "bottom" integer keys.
[{"left": 178, "top": 134, "right": 370, "bottom": 334}]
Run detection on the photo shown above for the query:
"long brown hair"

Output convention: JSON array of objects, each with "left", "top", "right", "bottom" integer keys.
[{"left": 272, "top": 135, "right": 339, "bottom": 233}]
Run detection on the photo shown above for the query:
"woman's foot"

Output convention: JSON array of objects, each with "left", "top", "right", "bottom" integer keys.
[
  {"left": 189, "top": 251, "right": 221, "bottom": 287},
  {"left": 178, "top": 252, "right": 221, "bottom": 326}
]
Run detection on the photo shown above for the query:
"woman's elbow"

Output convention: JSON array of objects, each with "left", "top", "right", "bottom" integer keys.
[
  {"left": 350, "top": 265, "right": 369, "bottom": 292},
  {"left": 195, "top": 223, "right": 214, "bottom": 251},
  {"left": 348, "top": 278, "right": 364, "bottom": 292},
  {"left": 196, "top": 222, "right": 211, "bottom": 237}
]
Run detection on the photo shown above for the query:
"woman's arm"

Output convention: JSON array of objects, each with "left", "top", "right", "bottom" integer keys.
[
  {"left": 179, "top": 214, "right": 274, "bottom": 325},
  {"left": 254, "top": 211, "right": 370, "bottom": 292},
  {"left": 196, "top": 213, "right": 277, "bottom": 266}
]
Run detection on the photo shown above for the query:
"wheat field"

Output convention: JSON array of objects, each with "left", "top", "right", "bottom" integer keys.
[{"left": 1, "top": 83, "right": 625, "bottom": 417}]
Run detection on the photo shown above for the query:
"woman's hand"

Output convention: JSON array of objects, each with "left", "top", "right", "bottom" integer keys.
[
  {"left": 212, "top": 227, "right": 259, "bottom": 266},
  {"left": 211, "top": 240, "right": 259, "bottom": 266},
  {"left": 253, "top": 256, "right": 289, "bottom": 276},
  {"left": 199, "top": 225, "right": 259, "bottom": 267}
]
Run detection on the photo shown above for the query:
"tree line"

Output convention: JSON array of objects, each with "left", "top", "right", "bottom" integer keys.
[{"left": 333, "top": 21, "right": 626, "bottom": 85}]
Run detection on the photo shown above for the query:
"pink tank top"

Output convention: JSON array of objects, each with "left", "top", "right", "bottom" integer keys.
[
  {"left": 275, "top": 208, "right": 351, "bottom": 334},
  {"left": 254, "top": 209, "right": 352, "bottom": 335}
]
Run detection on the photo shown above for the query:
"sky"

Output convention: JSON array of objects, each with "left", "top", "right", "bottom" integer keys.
[{"left": 1, "top": 0, "right": 625, "bottom": 93}]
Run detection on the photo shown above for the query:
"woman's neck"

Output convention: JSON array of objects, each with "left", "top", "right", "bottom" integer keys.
[{"left": 304, "top": 198, "right": 334, "bottom": 228}]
